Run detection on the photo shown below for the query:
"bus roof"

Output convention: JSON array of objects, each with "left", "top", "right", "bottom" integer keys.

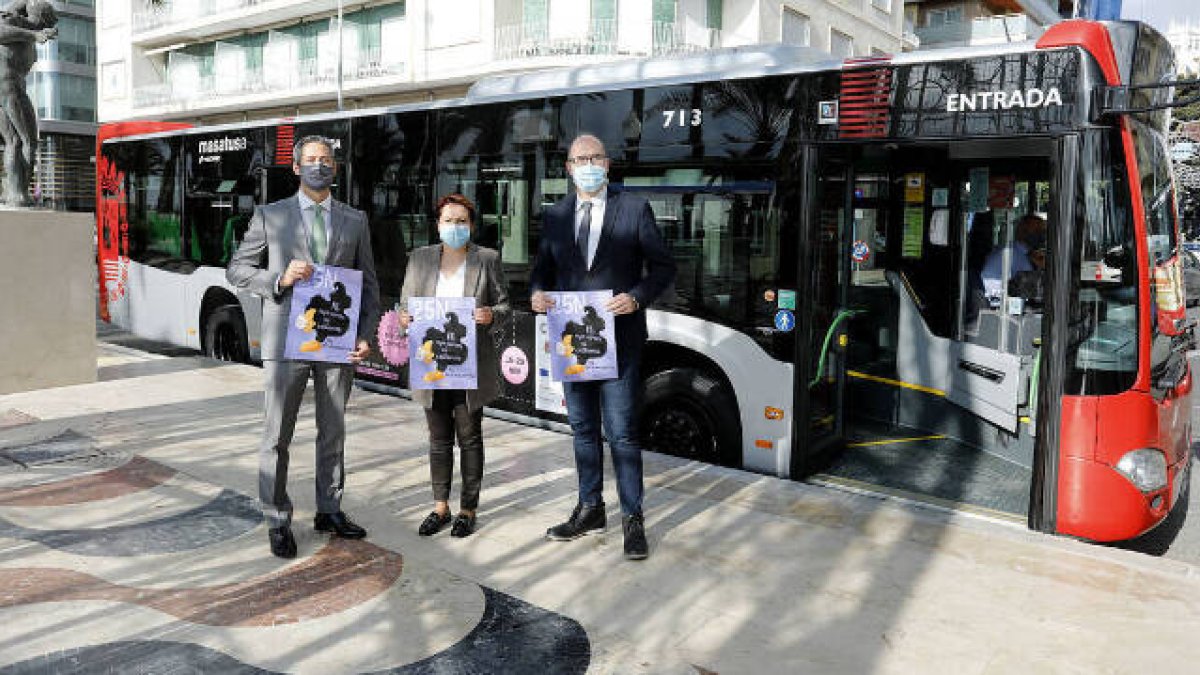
[{"left": 463, "top": 39, "right": 1042, "bottom": 104}]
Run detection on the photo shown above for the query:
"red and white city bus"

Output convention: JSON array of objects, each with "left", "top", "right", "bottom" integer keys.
[{"left": 98, "top": 19, "right": 1194, "bottom": 542}]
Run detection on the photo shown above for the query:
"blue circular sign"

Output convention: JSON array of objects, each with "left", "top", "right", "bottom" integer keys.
[
  {"left": 774, "top": 310, "right": 795, "bottom": 332},
  {"left": 851, "top": 239, "right": 871, "bottom": 263}
]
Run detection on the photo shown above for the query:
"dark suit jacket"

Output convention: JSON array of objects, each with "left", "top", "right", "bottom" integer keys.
[
  {"left": 400, "top": 243, "right": 510, "bottom": 411},
  {"left": 530, "top": 188, "right": 675, "bottom": 358},
  {"left": 226, "top": 194, "right": 381, "bottom": 361}
]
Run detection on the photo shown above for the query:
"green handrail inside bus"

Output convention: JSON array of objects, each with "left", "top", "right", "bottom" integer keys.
[
  {"left": 1029, "top": 338, "right": 1042, "bottom": 424},
  {"left": 810, "top": 309, "right": 865, "bottom": 389}
]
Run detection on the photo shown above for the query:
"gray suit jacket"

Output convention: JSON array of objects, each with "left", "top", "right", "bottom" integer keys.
[
  {"left": 226, "top": 194, "right": 381, "bottom": 361},
  {"left": 400, "top": 243, "right": 509, "bottom": 411}
]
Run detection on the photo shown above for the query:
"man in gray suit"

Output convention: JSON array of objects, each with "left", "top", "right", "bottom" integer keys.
[{"left": 227, "top": 135, "right": 380, "bottom": 559}]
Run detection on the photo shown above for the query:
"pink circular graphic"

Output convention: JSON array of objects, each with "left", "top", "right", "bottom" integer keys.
[
  {"left": 377, "top": 309, "right": 409, "bottom": 367},
  {"left": 501, "top": 345, "right": 529, "bottom": 385}
]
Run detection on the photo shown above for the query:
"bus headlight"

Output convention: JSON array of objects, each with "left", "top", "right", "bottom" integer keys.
[{"left": 1114, "top": 448, "right": 1168, "bottom": 493}]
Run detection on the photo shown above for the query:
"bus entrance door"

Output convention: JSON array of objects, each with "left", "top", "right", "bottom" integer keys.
[{"left": 795, "top": 147, "right": 857, "bottom": 474}]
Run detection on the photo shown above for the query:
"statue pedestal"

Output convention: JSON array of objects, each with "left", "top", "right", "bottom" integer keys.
[{"left": 0, "top": 210, "right": 96, "bottom": 394}]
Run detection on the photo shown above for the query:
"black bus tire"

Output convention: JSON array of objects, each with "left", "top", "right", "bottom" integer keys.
[
  {"left": 204, "top": 304, "right": 250, "bottom": 363},
  {"left": 638, "top": 367, "right": 742, "bottom": 468}
]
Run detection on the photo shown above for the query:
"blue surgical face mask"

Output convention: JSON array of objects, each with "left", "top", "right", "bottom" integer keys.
[
  {"left": 298, "top": 163, "right": 334, "bottom": 191},
  {"left": 571, "top": 164, "right": 608, "bottom": 193},
  {"left": 439, "top": 224, "right": 471, "bottom": 249}
]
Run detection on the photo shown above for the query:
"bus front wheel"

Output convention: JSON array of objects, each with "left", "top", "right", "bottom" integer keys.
[
  {"left": 204, "top": 304, "right": 249, "bottom": 363},
  {"left": 639, "top": 367, "right": 741, "bottom": 467}
]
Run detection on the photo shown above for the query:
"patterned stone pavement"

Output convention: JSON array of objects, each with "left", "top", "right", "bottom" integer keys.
[
  {"left": 0, "top": 396, "right": 589, "bottom": 674},
  {"left": 3, "top": 338, "right": 1200, "bottom": 673}
]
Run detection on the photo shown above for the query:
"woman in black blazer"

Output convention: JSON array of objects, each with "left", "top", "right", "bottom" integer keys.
[{"left": 400, "top": 194, "right": 509, "bottom": 537}]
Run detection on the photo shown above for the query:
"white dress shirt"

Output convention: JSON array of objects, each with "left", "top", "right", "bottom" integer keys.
[
  {"left": 435, "top": 259, "right": 467, "bottom": 298},
  {"left": 575, "top": 190, "right": 606, "bottom": 270}
]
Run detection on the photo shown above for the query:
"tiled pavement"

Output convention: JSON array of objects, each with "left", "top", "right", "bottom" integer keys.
[{"left": 2, "top": 338, "right": 1200, "bottom": 673}]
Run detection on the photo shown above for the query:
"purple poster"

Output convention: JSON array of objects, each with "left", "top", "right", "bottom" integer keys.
[
  {"left": 284, "top": 264, "right": 362, "bottom": 363},
  {"left": 546, "top": 290, "right": 618, "bottom": 382},
  {"left": 408, "top": 296, "right": 477, "bottom": 390}
]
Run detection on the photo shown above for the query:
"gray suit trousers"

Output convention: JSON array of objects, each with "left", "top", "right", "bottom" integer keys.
[{"left": 259, "top": 359, "right": 355, "bottom": 528}]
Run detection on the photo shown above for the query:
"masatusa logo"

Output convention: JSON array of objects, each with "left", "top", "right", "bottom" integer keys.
[{"left": 198, "top": 136, "right": 249, "bottom": 163}]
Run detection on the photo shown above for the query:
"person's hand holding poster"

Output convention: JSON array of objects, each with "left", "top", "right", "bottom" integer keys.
[
  {"left": 285, "top": 264, "right": 362, "bottom": 363},
  {"left": 546, "top": 290, "right": 618, "bottom": 382},
  {"left": 408, "top": 296, "right": 477, "bottom": 390}
]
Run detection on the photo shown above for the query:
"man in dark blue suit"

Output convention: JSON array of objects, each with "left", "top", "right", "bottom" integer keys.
[{"left": 531, "top": 133, "right": 676, "bottom": 560}]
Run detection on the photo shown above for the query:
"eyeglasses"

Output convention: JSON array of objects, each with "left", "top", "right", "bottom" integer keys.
[{"left": 568, "top": 154, "right": 607, "bottom": 166}]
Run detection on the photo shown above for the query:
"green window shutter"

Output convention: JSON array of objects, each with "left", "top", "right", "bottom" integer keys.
[
  {"left": 706, "top": 0, "right": 722, "bottom": 31},
  {"left": 594, "top": 0, "right": 616, "bottom": 21},
  {"left": 524, "top": 0, "right": 548, "bottom": 39},
  {"left": 653, "top": 0, "right": 676, "bottom": 24}
]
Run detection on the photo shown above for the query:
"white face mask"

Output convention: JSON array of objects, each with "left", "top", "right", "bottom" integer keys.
[{"left": 571, "top": 164, "right": 608, "bottom": 193}]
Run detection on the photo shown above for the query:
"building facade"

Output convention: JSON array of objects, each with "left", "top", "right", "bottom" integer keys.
[
  {"left": 96, "top": 0, "right": 910, "bottom": 125},
  {"left": 29, "top": 0, "right": 97, "bottom": 211},
  {"left": 1166, "top": 18, "right": 1200, "bottom": 77},
  {"left": 904, "top": 0, "right": 1071, "bottom": 50}
]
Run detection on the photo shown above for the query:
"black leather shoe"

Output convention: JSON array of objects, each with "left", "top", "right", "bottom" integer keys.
[
  {"left": 314, "top": 511, "right": 367, "bottom": 539},
  {"left": 623, "top": 514, "right": 648, "bottom": 560},
  {"left": 545, "top": 502, "right": 606, "bottom": 541},
  {"left": 450, "top": 513, "right": 476, "bottom": 538},
  {"left": 418, "top": 511, "right": 452, "bottom": 536},
  {"left": 268, "top": 526, "right": 297, "bottom": 559}
]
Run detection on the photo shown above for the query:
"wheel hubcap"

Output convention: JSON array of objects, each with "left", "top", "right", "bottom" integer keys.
[{"left": 644, "top": 406, "right": 714, "bottom": 459}]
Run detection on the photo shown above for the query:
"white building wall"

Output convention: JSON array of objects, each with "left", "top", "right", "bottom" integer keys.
[{"left": 96, "top": 0, "right": 910, "bottom": 124}]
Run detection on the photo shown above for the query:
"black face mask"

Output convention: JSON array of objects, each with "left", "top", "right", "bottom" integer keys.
[{"left": 298, "top": 163, "right": 334, "bottom": 191}]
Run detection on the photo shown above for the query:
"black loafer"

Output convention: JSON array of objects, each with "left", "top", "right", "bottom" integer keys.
[
  {"left": 268, "top": 526, "right": 297, "bottom": 559},
  {"left": 419, "top": 511, "right": 452, "bottom": 536},
  {"left": 450, "top": 514, "right": 476, "bottom": 538},
  {"left": 314, "top": 511, "right": 367, "bottom": 539}
]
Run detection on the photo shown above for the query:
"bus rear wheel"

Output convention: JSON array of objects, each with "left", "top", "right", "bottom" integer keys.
[
  {"left": 639, "top": 367, "right": 741, "bottom": 467},
  {"left": 204, "top": 304, "right": 249, "bottom": 363}
]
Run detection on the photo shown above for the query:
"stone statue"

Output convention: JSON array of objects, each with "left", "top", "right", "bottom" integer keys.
[{"left": 0, "top": 0, "right": 57, "bottom": 207}]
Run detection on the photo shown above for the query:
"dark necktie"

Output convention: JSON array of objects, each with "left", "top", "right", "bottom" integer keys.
[{"left": 577, "top": 201, "right": 592, "bottom": 267}]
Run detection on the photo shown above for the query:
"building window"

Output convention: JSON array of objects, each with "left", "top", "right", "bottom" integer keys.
[
  {"left": 782, "top": 8, "right": 810, "bottom": 47},
  {"left": 926, "top": 7, "right": 964, "bottom": 27},
  {"left": 831, "top": 29, "right": 854, "bottom": 58},
  {"left": 101, "top": 61, "right": 125, "bottom": 100},
  {"left": 30, "top": 72, "right": 97, "bottom": 122}
]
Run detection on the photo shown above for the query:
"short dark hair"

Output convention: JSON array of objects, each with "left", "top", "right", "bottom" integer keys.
[
  {"left": 435, "top": 193, "right": 477, "bottom": 226},
  {"left": 292, "top": 135, "right": 335, "bottom": 165}
]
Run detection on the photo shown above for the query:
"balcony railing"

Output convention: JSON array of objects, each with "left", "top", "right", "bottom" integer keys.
[
  {"left": 134, "top": 0, "right": 264, "bottom": 33},
  {"left": 132, "top": 46, "right": 405, "bottom": 110},
  {"left": 914, "top": 14, "right": 1041, "bottom": 48},
  {"left": 495, "top": 20, "right": 719, "bottom": 60}
]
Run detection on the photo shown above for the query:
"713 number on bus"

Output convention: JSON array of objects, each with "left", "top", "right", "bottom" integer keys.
[{"left": 662, "top": 108, "right": 703, "bottom": 128}]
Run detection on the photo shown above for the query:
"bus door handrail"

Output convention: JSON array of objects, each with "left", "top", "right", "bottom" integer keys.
[{"left": 809, "top": 308, "right": 865, "bottom": 389}]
